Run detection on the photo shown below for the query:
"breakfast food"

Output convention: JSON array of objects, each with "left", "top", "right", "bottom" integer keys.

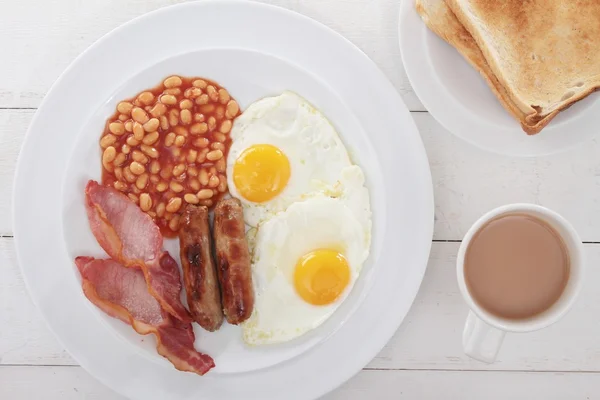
[
  {"left": 417, "top": 0, "right": 600, "bottom": 134},
  {"left": 242, "top": 168, "right": 371, "bottom": 345},
  {"left": 85, "top": 180, "right": 190, "bottom": 322},
  {"left": 213, "top": 198, "right": 255, "bottom": 325},
  {"left": 227, "top": 91, "right": 353, "bottom": 226},
  {"left": 100, "top": 75, "right": 239, "bottom": 237},
  {"left": 76, "top": 256, "right": 214, "bottom": 375},
  {"left": 179, "top": 205, "right": 224, "bottom": 331}
]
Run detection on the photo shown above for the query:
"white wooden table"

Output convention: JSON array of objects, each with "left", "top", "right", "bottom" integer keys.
[{"left": 2, "top": 0, "right": 600, "bottom": 398}]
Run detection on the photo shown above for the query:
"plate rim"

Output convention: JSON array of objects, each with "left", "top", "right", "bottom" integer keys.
[{"left": 14, "top": 1, "right": 434, "bottom": 399}]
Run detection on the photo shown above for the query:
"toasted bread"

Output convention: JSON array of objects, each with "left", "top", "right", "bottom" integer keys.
[
  {"left": 415, "top": 0, "right": 547, "bottom": 133},
  {"left": 445, "top": 0, "right": 600, "bottom": 134}
]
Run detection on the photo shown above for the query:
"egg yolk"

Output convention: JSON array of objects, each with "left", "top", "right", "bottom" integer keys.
[
  {"left": 294, "top": 249, "right": 351, "bottom": 306},
  {"left": 233, "top": 144, "right": 291, "bottom": 203}
]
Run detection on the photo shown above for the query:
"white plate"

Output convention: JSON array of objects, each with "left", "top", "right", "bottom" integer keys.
[
  {"left": 399, "top": 0, "right": 600, "bottom": 157},
  {"left": 14, "top": 1, "right": 434, "bottom": 399}
]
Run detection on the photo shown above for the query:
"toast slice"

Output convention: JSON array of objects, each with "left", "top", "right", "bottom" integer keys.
[
  {"left": 445, "top": 0, "right": 600, "bottom": 134},
  {"left": 415, "top": 0, "right": 544, "bottom": 133}
]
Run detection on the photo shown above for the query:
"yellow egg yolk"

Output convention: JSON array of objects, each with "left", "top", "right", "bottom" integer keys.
[
  {"left": 294, "top": 249, "right": 351, "bottom": 306},
  {"left": 233, "top": 144, "right": 291, "bottom": 203}
]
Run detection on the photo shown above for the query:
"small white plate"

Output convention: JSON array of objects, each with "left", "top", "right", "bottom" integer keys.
[
  {"left": 14, "top": 1, "right": 433, "bottom": 399},
  {"left": 399, "top": 0, "right": 600, "bottom": 157}
]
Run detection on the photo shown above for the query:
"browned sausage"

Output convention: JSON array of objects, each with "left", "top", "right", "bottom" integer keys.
[
  {"left": 213, "top": 198, "right": 254, "bottom": 325},
  {"left": 179, "top": 205, "right": 224, "bottom": 331}
]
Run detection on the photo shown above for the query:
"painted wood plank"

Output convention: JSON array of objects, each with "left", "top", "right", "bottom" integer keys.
[
  {"left": 3, "top": 110, "right": 600, "bottom": 241},
  {"left": 2, "top": 366, "right": 600, "bottom": 400},
  {"left": 0, "top": 0, "right": 422, "bottom": 110},
  {"left": 3, "top": 237, "right": 600, "bottom": 371}
]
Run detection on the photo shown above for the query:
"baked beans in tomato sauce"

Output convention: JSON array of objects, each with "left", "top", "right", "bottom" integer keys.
[{"left": 100, "top": 75, "right": 240, "bottom": 237}]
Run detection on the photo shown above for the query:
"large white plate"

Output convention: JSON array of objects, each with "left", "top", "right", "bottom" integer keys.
[
  {"left": 399, "top": 0, "right": 600, "bottom": 157},
  {"left": 14, "top": 1, "right": 434, "bottom": 399}
]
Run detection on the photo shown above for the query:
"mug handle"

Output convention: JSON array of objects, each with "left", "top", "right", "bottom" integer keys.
[{"left": 463, "top": 311, "right": 506, "bottom": 363}]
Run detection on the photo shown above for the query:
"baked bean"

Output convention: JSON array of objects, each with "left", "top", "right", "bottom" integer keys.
[
  {"left": 136, "top": 173, "right": 149, "bottom": 190},
  {"left": 219, "top": 120, "right": 232, "bottom": 134},
  {"left": 100, "top": 134, "right": 117, "bottom": 148},
  {"left": 199, "top": 104, "right": 215, "bottom": 114},
  {"left": 114, "top": 167, "right": 124, "bottom": 181},
  {"left": 161, "top": 94, "right": 177, "bottom": 105},
  {"left": 166, "top": 197, "right": 183, "bottom": 213},
  {"left": 142, "top": 131, "right": 159, "bottom": 145},
  {"left": 196, "top": 94, "right": 209, "bottom": 105},
  {"left": 169, "top": 214, "right": 180, "bottom": 231},
  {"left": 169, "top": 109, "right": 180, "bottom": 126},
  {"left": 114, "top": 181, "right": 127, "bottom": 192},
  {"left": 164, "top": 132, "right": 176, "bottom": 147},
  {"left": 215, "top": 158, "right": 226, "bottom": 173},
  {"left": 103, "top": 146, "right": 117, "bottom": 164},
  {"left": 138, "top": 92, "right": 155, "bottom": 106},
  {"left": 197, "top": 148, "right": 208, "bottom": 163},
  {"left": 150, "top": 103, "right": 167, "bottom": 117},
  {"left": 156, "top": 182, "right": 168, "bottom": 192},
  {"left": 156, "top": 202, "right": 166, "bottom": 217},
  {"left": 121, "top": 144, "right": 131, "bottom": 154},
  {"left": 170, "top": 181, "right": 184, "bottom": 193},
  {"left": 150, "top": 160, "right": 161, "bottom": 175},
  {"left": 160, "top": 165, "right": 173, "bottom": 180},
  {"left": 133, "top": 122, "right": 145, "bottom": 141},
  {"left": 164, "top": 76, "right": 182, "bottom": 88},
  {"left": 192, "top": 79, "right": 207, "bottom": 89},
  {"left": 214, "top": 132, "right": 226, "bottom": 143},
  {"left": 200, "top": 199, "right": 213, "bottom": 207},
  {"left": 207, "top": 85, "right": 218, "bottom": 101},
  {"left": 208, "top": 116, "right": 217, "bottom": 131},
  {"left": 128, "top": 193, "right": 139, "bottom": 203},
  {"left": 117, "top": 101, "right": 133, "bottom": 115},
  {"left": 126, "top": 135, "right": 140, "bottom": 147},
  {"left": 208, "top": 174, "right": 220, "bottom": 188},
  {"left": 187, "top": 150, "right": 198, "bottom": 163},
  {"left": 226, "top": 100, "right": 239, "bottom": 118},
  {"left": 175, "top": 135, "right": 186, "bottom": 147},
  {"left": 193, "top": 137, "right": 209, "bottom": 148},
  {"left": 164, "top": 88, "right": 181, "bottom": 96},
  {"left": 143, "top": 118, "right": 159, "bottom": 132},
  {"left": 140, "top": 193, "right": 152, "bottom": 211},
  {"left": 190, "top": 122, "right": 208, "bottom": 135},
  {"left": 147, "top": 211, "right": 157, "bottom": 218},
  {"left": 194, "top": 113, "right": 205, "bottom": 122},
  {"left": 123, "top": 167, "right": 136, "bottom": 183},
  {"left": 140, "top": 144, "right": 159, "bottom": 158},
  {"left": 218, "top": 89, "right": 230, "bottom": 104},
  {"left": 180, "top": 109, "right": 192, "bottom": 125},
  {"left": 206, "top": 149, "right": 223, "bottom": 161},
  {"left": 160, "top": 115, "right": 169, "bottom": 130},
  {"left": 130, "top": 161, "right": 145, "bottom": 175},
  {"left": 174, "top": 126, "right": 188, "bottom": 136},
  {"left": 132, "top": 150, "right": 149, "bottom": 164},
  {"left": 132, "top": 107, "right": 149, "bottom": 124},
  {"left": 124, "top": 121, "right": 133, "bottom": 132},
  {"left": 189, "top": 178, "right": 200, "bottom": 191},
  {"left": 118, "top": 114, "right": 129, "bottom": 122},
  {"left": 173, "top": 163, "right": 186, "bottom": 176},
  {"left": 184, "top": 193, "right": 199, "bottom": 204},
  {"left": 197, "top": 189, "right": 213, "bottom": 200},
  {"left": 150, "top": 175, "right": 160, "bottom": 184},
  {"left": 211, "top": 142, "right": 225, "bottom": 151},
  {"left": 215, "top": 106, "right": 225, "bottom": 120},
  {"left": 218, "top": 174, "right": 228, "bottom": 192},
  {"left": 184, "top": 87, "right": 202, "bottom": 99},
  {"left": 109, "top": 121, "right": 125, "bottom": 135},
  {"left": 199, "top": 169, "right": 209, "bottom": 186},
  {"left": 180, "top": 99, "right": 193, "bottom": 109}
]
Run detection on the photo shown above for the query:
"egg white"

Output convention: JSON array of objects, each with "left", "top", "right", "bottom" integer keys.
[
  {"left": 242, "top": 169, "right": 372, "bottom": 346},
  {"left": 227, "top": 91, "right": 353, "bottom": 227}
]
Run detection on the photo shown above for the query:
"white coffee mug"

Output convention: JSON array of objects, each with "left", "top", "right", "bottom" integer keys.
[{"left": 456, "top": 204, "right": 585, "bottom": 363}]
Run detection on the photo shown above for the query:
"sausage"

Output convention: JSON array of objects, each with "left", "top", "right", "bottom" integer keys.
[
  {"left": 179, "top": 205, "right": 224, "bottom": 331},
  {"left": 213, "top": 198, "right": 254, "bottom": 325}
]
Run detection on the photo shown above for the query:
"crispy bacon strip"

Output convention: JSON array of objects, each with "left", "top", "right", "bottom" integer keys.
[
  {"left": 75, "top": 256, "right": 214, "bottom": 375},
  {"left": 84, "top": 180, "right": 190, "bottom": 322}
]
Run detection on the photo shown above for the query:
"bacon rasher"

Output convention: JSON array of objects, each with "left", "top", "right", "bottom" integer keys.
[
  {"left": 84, "top": 180, "right": 190, "bottom": 322},
  {"left": 75, "top": 256, "right": 214, "bottom": 375}
]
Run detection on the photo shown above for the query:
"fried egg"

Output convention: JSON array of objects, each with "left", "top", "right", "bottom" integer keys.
[
  {"left": 242, "top": 167, "right": 371, "bottom": 345},
  {"left": 227, "top": 91, "right": 352, "bottom": 227}
]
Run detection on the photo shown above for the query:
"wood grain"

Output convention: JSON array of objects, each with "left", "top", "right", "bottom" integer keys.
[{"left": 2, "top": 367, "right": 600, "bottom": 399}]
